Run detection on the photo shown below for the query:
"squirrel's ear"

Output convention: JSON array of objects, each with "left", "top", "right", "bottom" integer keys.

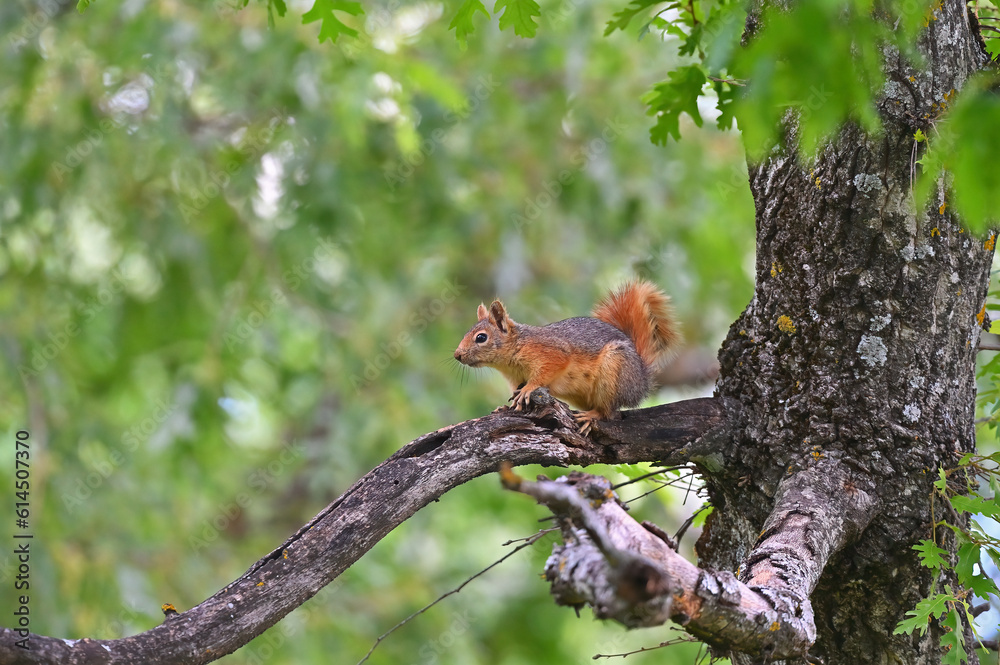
[
  {"left": 489, "top": 300, "right": 512, "bottom": 333},
  {"left": 477, "top": 303, "right": 489, "bottom": 321}
]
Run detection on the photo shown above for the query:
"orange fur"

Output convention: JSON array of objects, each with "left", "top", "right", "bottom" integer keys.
[
  {"left": 548, "top": 349, "right": 608, "bottom": 410},
  {"left": 545, "top": 343, "right": 626, "bottom": 418},
  {"left": 454, "top": 281, "right": 680, "bottom": 435},
  {"left": 591, "top": 280, "right": 679, "bottom": 369}
]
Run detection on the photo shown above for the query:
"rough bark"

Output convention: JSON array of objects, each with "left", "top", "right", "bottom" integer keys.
[
  {"left": 507, "top": 464, "right": 877, "bottom": 659},
  {"left": 0, "top": 394, "right": 722, "bottom": 665},
  {"left": 703, "top": 1, "right": 996, "bottom": 662}
]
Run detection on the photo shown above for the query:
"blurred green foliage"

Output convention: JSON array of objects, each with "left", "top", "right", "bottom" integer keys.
[
  {"left": 0, "top": 0, "right": 753, "bottom": 663},
  {"left": 4, "top": 0, "right": 997, "bottom": 661}
]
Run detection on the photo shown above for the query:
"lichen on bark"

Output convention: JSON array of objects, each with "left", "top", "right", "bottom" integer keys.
[{"left": 705, "top": 1, "right": 996, "bottom": 662}]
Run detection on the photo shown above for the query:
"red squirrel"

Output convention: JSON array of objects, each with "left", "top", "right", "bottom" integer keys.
[{"left": 454, "top": 280, "right": 679, "bottom": 433}]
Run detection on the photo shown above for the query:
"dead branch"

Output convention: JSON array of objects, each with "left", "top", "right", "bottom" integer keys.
[
  {"left": 506, "top": 457, "right": 878, "bottom": 659},
  {"left": 0, "top": 392, "right": 724, "bottom": 665}
]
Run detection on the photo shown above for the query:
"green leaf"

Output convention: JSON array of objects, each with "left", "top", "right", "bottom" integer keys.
[
  {"left": 894, "top": 593, "right": 952, "bottom": 636},
  {"left": 985, "top": 546, "right": 1000, "bottom": 574},
  {"left": 935, "top": 468, "right": 948, "bottom": 493},
  {"left": 268, "top": 0, "right": 288, "bottom": 29},
  {"left": 966, "top": 572, "right": 1000, "bottom": 600},
  {"left": 611, "top": 463, "right": 650, "bottom": 480},
  {"left": 914, "top": 539, "right": 949, "bottom": 571},
  {"left": 678, "top": 21, "right": 705, "bottom": 57},
  {"left": 702, "top": 2, "right": 745, "bottom": 71},
  {"left": 950, "top": 494, "right": 1000, "bottom": 518},
  {"left": 692, "top": 504, "right": 714, "bottom": 528},
  {"left": 493, "top": 0, "right": 540, "bottom": 37},
  {"left": 302, "top": 0, "right": 364, "bottom": 43},
  {"left": 605, "top": 0, "right": 669, "bottom": 36},
  {"left": 941, "top": 608, "right": 969, "bottom": 665},
  {"left": 732, "top": 2, "right": 884, "bottom": 157},
  {"left": 643, "top": 64, "right": 707, "bottom": 145},
  {"left": 915, "top": 74, "right": 1000, "bottom": 234},
  {"left": 77, "top": 0, "right": 94, "bottom": 12},
  {"left": 714, "top": 79, "right": 739, "bottom": 131},
  {"left": 955, "top": 542, "right": 979, "bottom": 585},
  {"left": 449, "top": 0, "right": 491, "bottom": 45}
]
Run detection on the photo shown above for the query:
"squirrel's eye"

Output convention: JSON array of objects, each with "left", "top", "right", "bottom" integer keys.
[{"left": 475, "top": 332, "right": 488, "bottom": 343}]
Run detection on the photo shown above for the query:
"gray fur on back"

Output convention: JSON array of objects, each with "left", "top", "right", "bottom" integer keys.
[
  {"left": 516, "top": 317, "right": 650, "bottom": 410},
  {"left": 536, "top": 317, "right": 630, "bottom": 352}
]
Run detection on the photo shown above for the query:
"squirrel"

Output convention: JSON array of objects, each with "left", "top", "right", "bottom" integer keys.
[{"left": 453, "top": 280, "right": 679, "bottom": 434}]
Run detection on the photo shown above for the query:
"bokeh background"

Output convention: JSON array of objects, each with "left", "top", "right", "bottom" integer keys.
[{"left": 1, "top": 0, "right": 997, "bottom": 663}]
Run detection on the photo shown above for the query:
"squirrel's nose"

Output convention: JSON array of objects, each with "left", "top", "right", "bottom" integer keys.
[{"left": 453, "top": 349, "right": 462, "bottom": 360}]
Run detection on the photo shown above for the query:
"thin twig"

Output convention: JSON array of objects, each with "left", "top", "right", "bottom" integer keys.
[
  {"left": 708, "top": 76, "right": 747, "bottom": 87},
  {"left": 682, "top": 472, "right": 698, "bottom": 505},
  {"left": 355, "top": 530, "right": 550, "bottom": 665},
  {"left": 674, "top": 504, "right": 712, "bottom": 546},
  {"left": 501, "top": 527, "right": 559, "bottom": 546},
  {"left": 611, "top": 467, "right": 677, "bottom": 490},
  {"left": 624, "top": 481, "right": 672, "bottom": 504},
  {"left": 623, "top": 473, "right": 699, "bottom": 505},
  {"left": 592, "top": 636, "right": 697, "bottom": 659}
]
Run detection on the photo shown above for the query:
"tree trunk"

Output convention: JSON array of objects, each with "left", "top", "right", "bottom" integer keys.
[{"left": 706, "top": 2, "right": 995, "bottom": 662}]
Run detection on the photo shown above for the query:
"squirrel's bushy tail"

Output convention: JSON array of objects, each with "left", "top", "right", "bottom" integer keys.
[{"left": 592, "top": 280, "right": 680, "bottom": 369}]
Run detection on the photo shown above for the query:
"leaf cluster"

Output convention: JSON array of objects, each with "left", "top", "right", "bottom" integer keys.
[
  {"left": 99, "top": 0, "right": 1000, "bottom": 232},
  {"left": 895, "top": 456, "right": 1000, "bottom": 663},
  {"left": 602, "top": 0, "right": 1000, "bottom": 231},
  {"left": 912, "top": 75, "right": 1000, "bottom": 235}
]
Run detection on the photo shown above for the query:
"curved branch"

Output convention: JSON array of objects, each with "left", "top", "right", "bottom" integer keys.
[
  {"left": 513, "top": 457, "right": 878, "bottom": 660},
  {"left": 0, "top": 393, "right": 724, "bottom": 665}
]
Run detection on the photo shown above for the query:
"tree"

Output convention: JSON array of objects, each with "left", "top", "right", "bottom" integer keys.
[{"left": 1, "top": 0, "right": 999, "bottom": 664}]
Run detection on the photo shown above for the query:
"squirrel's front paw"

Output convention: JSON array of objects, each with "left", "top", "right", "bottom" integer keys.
[{"left": 510, "top": 385, "right": 535, "bottom": 411}]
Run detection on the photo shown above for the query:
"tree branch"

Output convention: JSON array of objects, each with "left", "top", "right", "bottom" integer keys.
[
  {"left": 0, "top": 393, "right": 724, "bottom": 665},
  {"left": 979, "top": 332, "right": 1000, "bottom": 352},
  {"left": 508, "top": 457, "right": 878, "bottom": 660}
]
